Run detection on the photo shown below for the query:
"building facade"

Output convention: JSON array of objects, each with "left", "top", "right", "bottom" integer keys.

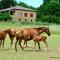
[{"left": 0, "top": 6, "right": 36, "bottom": 22}]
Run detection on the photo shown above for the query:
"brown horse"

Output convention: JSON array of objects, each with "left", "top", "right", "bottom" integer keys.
[
  {"left": 23, "top": 27, "right": 50, "bottom": 48},
  {"left": 15, "top": 27, "right": 51, "bottom": 51},
  {"left": 0, "top": 28, "right": 16, "bottom": 48},
  {"left": 0, "top": 30, "right": 6, "bottom": 47},
  {"left": 33, "top": 35, "right": 47, "bottom": 51},
  {"left": 0, "top": 28, "right": 22, "bottom": 48},
  {"left": 4, "top": 28, "right": 16, "bottom": 48},
  {"left": 7, "top": 28, "right": 22, "bottom": 48},
  {"left": 6, "top": 27, "right": 50, "bottom": 48},
  {"left": 0, "top": 28, "right": 12, "bottom": 48},
  {"left": 7, "top": 28, "right": 16, "bottom": 48}
]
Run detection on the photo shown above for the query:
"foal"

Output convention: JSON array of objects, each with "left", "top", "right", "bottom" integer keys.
[{"left": 33, "top": 35, "right": 48, "bottom": 51}]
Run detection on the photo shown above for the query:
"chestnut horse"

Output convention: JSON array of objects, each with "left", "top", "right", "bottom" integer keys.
[
  {"left": 0, "top": 28, "right": 12, "bottom": 48},
  {"left": 0, "top": 28, "right": 23, "bottom": 48},
  {"left": 33, "top": 35, "right": 47, "bottom": 51},
  {"left": 6, "top": 28, "right": 22, "bottom": 48},
  {"left": 15, "top": 27, "right": 51, "bottom": 51},
  {"left": 0, "top": 28, "right": 16, "bottom": 48},
  {"left": 5, "top": 27, "right": 50, "bottom": 48},
  {"left": 22, "top": 27, "right": 50, "bottom": 48},
  {"left": 5, "top": 28, "right": 16, "bottom": 48}
]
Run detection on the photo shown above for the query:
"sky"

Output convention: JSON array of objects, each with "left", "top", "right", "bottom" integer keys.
[{"left": 16, "top": 0, "right": 43, "bottom": 7}]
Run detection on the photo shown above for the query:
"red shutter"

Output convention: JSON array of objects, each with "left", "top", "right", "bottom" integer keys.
[
  {"left": 24, "top": 13, "right": 27, "bottom": 17},
  {"left": 30, "top": 13, "right": 33, "bottom": 17}
]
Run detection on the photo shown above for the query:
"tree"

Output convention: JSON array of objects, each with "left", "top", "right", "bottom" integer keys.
[
  {"left": 43, "top": 0, "right": 50, "bottom": 4},
  {"left": 17, "top": 1, "right": 36, "bottom": 10},
  {"left": 18, "top": 1, "right": 28, "bottom": 8},
  {"left": 37, "top": 2, "right": 60, "bottom": 18},
  {"left": 37, "top": 2, "right": 60, "bottom": 24},
  {"left": 0, "top": 12, "right": 12, "bottom": 21},
  {"left": 43, "top": 0, "right": 60, "bottom": 3},
  {"left": 1, "top": 0, "right": 17, "bottom": 9}
]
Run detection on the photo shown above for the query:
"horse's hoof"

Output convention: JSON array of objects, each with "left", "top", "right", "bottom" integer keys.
[
  {"left": 33, "top": 49, "right": 36, "bottom": 52},
  {"left": 45, "top": 48, "right": 47, "bottom": 52},
  {"left": 28, "top": 45, "right": 31, "bottom": 48},
  {"left": 22, "top": 45, "right": 26, "bottom": 48}
]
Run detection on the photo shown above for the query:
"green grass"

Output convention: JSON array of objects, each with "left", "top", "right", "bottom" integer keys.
[{"left": 0, "top": 22, "right": 60, "bottom": 60}]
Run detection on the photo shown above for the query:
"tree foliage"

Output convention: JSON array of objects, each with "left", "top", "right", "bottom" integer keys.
[
  {"left": 37, "top": 2, "right": 60, "bottom": 24},
  {"left": 0, "top": 12, "right": 12, "bottom": 21},
  {"left": 18, "top": 1, "right": 28, "bottom": 8},
  {"left": 0, "top": 0, "right": 17, "bottom": 9},
  {"left": 17, "top": 1, "right": 36, "bottom": 10},
  {"left": 43, "top": 0, "right": 50, "bottom": 4}
]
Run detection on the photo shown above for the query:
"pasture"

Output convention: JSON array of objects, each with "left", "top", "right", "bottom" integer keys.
[{"left": 0, "top": 22, "right": 60, "bottom": 60}]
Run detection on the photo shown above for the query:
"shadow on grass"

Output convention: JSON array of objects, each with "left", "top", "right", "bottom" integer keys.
[
  {"left": 0, "top": 48, "right": 56, "bottom": 52},
  {"left": 0, "top": 48, "right": 13, "bottom": 52},
  {"left": 24, "top": 49, "right": 52, "bottom": 52}
]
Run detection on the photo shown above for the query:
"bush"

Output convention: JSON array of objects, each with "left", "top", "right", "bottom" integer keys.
[
  {"left": 20, "top": 21, "right": 33, "bottom": 25},
  {"left": 37, "top": 2, "right": 60, "bottom": 24},
  {"left": 0, "top": 12, "right": 12, "bottom": 21},
  {"left": 39, "top": 15, "right": 60, "bottom": 24}
]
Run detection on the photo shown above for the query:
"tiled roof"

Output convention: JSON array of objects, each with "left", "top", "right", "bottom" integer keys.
[{"left": 0, "top": 6, "right": 36, "bottom": 12}]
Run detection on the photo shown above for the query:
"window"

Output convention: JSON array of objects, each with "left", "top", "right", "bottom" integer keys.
[
  {"left": 17, "top": 12, "right": 22, "bottom": 16},
  {"left": 25, "top": 19, "right": 27, "bottom": 21},
  {"left": 30, "top": 13, "right": 33, "bottom": 17},
  {"left": 31, "top": 19, "right": 32, "bottom": 22},
  {"left": 24, "top": 13, "right": 27, "bottom": 17},
  {"left": 10, "top": 11, "right": 14, "bottom": 15},
  {"left": 19, "top": 18, "right": 21, "bottom": 21}
]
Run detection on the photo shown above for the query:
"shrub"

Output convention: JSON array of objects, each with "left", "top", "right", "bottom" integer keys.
[
  {"left": 39, "top": 15, "right": 60, "bottom": 24},
  {"left": 0, "top": 12, "right": 12, "bottom": 21}
]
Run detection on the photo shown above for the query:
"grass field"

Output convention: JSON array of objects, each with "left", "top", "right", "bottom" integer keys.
[{"left": 0, "top": 22, "right": 60, "bottom": 60}]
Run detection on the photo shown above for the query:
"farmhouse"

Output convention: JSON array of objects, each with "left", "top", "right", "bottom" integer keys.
[{"left": 0, "top": 6, "right": 36, "bottom": 22}]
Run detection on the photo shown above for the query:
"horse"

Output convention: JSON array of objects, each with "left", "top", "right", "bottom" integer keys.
[
  {"left": 6, "top": 28, "right": 22, "bottom": 48},
  {"left": 22, "top": 27, "right": 50, "bottom": 48},
  {"left": 0, "top": 28, "right": 16, "bottom": 48},
  {"left": 0, "top": 28, "right": 22, "bottom": 48},
  {"left": 15, "top": 27, "right": 51, "bottom": 51},
  {"left": 4, "top": 28, "right": 16, "bottom": 48},
  {"left": 6, "top": 27, "right": 50, "bottom": 48},
  {"left": 33, "top": 34, "right": 47, "bottom": 51},
  {"left": 0, "top": 28, "right": 11, "bottom": 48},
  {"left": 7, "top": 28, "right": 16, "bottom": 48}
]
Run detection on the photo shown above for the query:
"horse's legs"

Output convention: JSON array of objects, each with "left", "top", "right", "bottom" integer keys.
[
  {"left": 2, "top": 39, "right": 5, "bottom": 48},
  {"left": 43, "top": 40, "right": 48, "bottom": 51},
  {"left": 23, "top": 41, "right": 31, "bottom": 48},
  {"left": 25, "top": 41, "right": 28, "bottom": 47},
  {"left": 18, "top": 40, "right": 24, "bottom": 50},
  {"left": 10, "top": 37, "right": 14, "bottom": 48},
  {"left": 38, "top": 42, "right": 41, "bottom": 50},
  {"left": 23, "top": 41, "right": 28, "bottom": 48},
  {"left": 23, "top": 40, "right": 26, "bottom": 47},
  {"left": 33, "top": 42, "right": 36, "bottom": 51},
  {"left": 15, "top": 40, "right": 18, "bottom": 51},
  {"left": 0, "top": 40, "right": 2, "bottom": 48}
]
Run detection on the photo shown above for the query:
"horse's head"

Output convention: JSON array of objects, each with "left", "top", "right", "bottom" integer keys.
[
  {"left": 44, "top": 27, "right": 51, "bottom": 36},
  {"left": 37, "top": 27, "right": 51, "bottom": 36}
]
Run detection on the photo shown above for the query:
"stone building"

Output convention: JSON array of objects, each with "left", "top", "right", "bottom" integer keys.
[{"left": 0, "top": 6, "right": 36, "bottom": 22}]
